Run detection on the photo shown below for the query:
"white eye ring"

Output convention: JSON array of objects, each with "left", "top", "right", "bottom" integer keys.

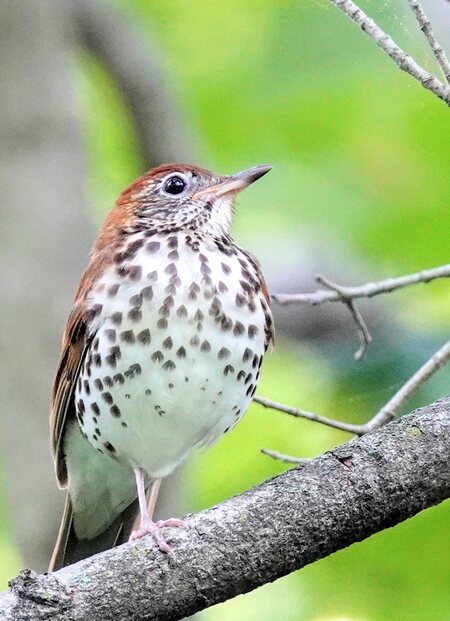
[{"left": 161, "top": 173, "right": 190, "bottom": 197}]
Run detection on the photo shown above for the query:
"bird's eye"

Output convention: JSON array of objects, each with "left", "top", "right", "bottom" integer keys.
[{"left": 163, "top": 175, "right": 187, "bottom": 196}]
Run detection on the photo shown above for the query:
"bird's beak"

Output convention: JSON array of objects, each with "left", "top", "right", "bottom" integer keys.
[{"left": 194, "top": 164, "right": 272, "bottom": 198}]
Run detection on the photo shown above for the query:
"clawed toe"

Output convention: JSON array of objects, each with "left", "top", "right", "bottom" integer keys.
[{"left": 128, "top": 517, "right": 184, "bottom": 557}]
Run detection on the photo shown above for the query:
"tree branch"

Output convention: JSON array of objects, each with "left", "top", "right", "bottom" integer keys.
[
  {"left": 1, "top": 398, "right": 449, "bottom": 620},
  {"left": 408, "top": 0, "right": 450, "bottom": 86},
  {"left": 272, "top": 263, "right": 450, "bottom": 306},
  {"left": 256, "top": 338, "right": 450, "bottom": 443},
  {"left": 327, "top": 0, "right": 450, "bottom": 105}
]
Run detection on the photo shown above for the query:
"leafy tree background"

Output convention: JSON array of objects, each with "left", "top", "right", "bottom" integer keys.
[{"left": 1, "top": 1, "right": 449, "bottom": 619}]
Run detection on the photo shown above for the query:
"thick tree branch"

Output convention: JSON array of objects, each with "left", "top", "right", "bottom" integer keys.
[
  {"left": 328, "top": 0, "right": 450, "bottom": 105},
  {"left": 1, "top": 398, "right": 449, "bottom": 620}
]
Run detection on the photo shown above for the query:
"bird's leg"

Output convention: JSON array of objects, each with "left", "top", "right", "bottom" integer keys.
[{"left": 129, "top": 467, "right": 183, "bottom": 555}]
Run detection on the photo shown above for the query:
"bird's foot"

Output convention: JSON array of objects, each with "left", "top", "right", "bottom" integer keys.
[{"left": 129, "top": 517, "right": 184, "bottom": 557}]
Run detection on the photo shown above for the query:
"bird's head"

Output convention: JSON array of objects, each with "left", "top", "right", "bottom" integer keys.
[{"left": 114, "top": 163, "right": 272, "bottom": 238}]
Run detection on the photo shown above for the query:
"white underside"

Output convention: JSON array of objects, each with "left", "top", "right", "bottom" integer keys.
[{"left": 65, "top": 233, "right": 267, "bottom": 538}]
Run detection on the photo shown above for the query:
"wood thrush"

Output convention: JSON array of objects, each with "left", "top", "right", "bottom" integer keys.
[{"left": 49, "top": 163, "right": 273, "bottom": 569}]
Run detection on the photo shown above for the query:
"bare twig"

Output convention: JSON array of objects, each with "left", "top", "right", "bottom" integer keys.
[
  {"left": 408, "top": 0, "right": 450, "bottom": 86},
  {"left": 260, "top": 448, "right": 310, "bottom": 464},
  {"left": 362, "top": 338, "right": 450, "bottom": 432},
  {"left": 254, "top": 396, "right": 365, "bottom": 434},
  {"left": 316, "top": 275, "right": 372, "bottom": 359},
  {"left": 255, "top": 338, "right": 450, "bottom": 458},
  {"left": 327, "top": 0, "right": 450, "bottom": 105},
  {"left": 272, "top": 264, "right": 450, "bottom": 306}
]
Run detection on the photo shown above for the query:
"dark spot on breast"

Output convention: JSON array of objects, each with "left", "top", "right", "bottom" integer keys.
[
  {"left": 165, "top": 263, "right": 177, "bottom": 276},
  {"left": 103, "top": 376, "right": 113, "bottom": 387},
  {"left": 102, "top": 392, "right": 113, "bottom": 405},
  {"left": 168, "top": 383, "right": 174, "bottom": 389},
  {"left": 129, "top": 293, "right": 142, "bottom": 307},
  {"left": 104, "top": 441, "right": 115, "bottom": 453},
  {"left": 145, "top": 389, "right": 152, "bottom": 396},
  {"left": 235, "top": 294, "right": 246, "bottom": 308},
  {"left": 221, "top": 262, "right": 231, "bottom": 275},
  {"left": 129, "top": 363, "right": 141, "bottom": 376},
  {"left": 137, "top": 328, "right": 151, "bottom": 345},
  {"left": 218, "top": 281, "right": 228, "bottom": 293},
  {"left": 224, "top": 364, "right": 235, "bottom": 376},
  {"left": 194, "top": 309, "right": 204, "bottom": 321},
  {"left": 128, "top": 307, "right": 142, "bottom": 323},
  {"left": 248, "top": 325, "right": 258, "bottom": 339},
  {"left": 108, "top": 284, "right": 120, "bottom": 298},
  {"left": 151, "top": 350, "right": 164, "bottom": 363},
  {"left": 110, "top": 405, "right": 121, "bottom": 418},
  {"left": 177, "top": 305, "right": 188, "bottom": 318},
  {"left": 233, "top": 321, "right": 245, "bottom": 336},
  {"left": 95, "top": 427, "right": 101, "bottom": 436},
  {"left": 218, "top": 347, "right": 230, "bottom": 360},
  {"left": 147, "top": 241, "right": 160, "bottom": 254},
  {"left": 243, "top": 348, "right": 253, "bottom": 363},
  {"left": 237, "top": 370, "right": 246, "bottom": 381},
  {"left": 176, "top": 346, "right": 186, "bottom": 358},
  {"left": 148, "top": 270, "right": 158, "bottom": 281},
  {"left": 129, "top": 265, "right": 142, "bottom": 281},
  {"left": 245, "top": 372, "right": 253, "bottom": 385},
  {"left": 113, "top": 373, "right": 124, "bottom": 385},
  {"left": 83, "top": 380, "right": 90, "bottom": 396},
  {"left": 157, "top": 318, "right": 168, "bottom": 329},
  {"left": 221, "top": 316, "right": 233, "bottom": 332},
  {"left": 121, "top": 421, "right": 128, "bottom": 428},
  {"left": 163, "top": 336, "right": 173, "bottom": 349},
  {"left": 162, "top": 360, "right": 176, "bottom": 371},
  {"left": 94, "top": 379, "right": 103, "bottom": 391},
  {"left": 167, "top": 236, "right": 178, "bottom": 249},
  {"left": 111, "top": 312, "right": 122, "bottom": 326},
  {"left": 77, "top": 399, "right": 85, "bottom": 413},
  {"left": 116, "top": 266, "right": 129, "bottom": 279},
  {"left": 141, "top": 286, "right": 153, "bottom": 300},
  {"left": 121, "top": 330, "right": 135, "bottom": 344},
  {"left": 246, "top": 384, "right": 255, "bottom": 396},
  {"left": 200, "top": 340, "right": 211, "bottom": 352},
  {"left": 168, "top": 250, "right": 179, "bottom": 261},
  {"left": 105, "top": 353, "right": 117, "bottom": 368},
  {"left": 93, "top": 353, "right": 102, "bottom": 367}
]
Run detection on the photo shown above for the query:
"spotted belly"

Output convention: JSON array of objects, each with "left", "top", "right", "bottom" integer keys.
[{"left": 74, "top": 236, "right": 268, "bottom": 478}]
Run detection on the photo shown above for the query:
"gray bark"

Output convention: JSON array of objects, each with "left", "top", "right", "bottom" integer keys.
[{"left": 0, "top": 397, "right": 448, "bottom": 621}]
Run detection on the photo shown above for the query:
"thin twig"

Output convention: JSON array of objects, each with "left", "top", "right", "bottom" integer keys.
[
  {"left": 255, "top": 338, "right": 450, "bottom": 453},
  {"left": 327, "top": 0, "right": 450, "bottom": 105},
  {"left": 361, "top": 338, "right": 450, "bottom": 432},
  {"left": 254, "top": 396, "right": 364, "bottom": 434},
  {"left": 260, "top": 448, "right": 310, "bottom": 465},
  {"left": 272, "top": 264, "right": 450, "bottom": 306},
  {"left": 408, "top": 0, "right": 450, "bottom": 86},
  {"left": 316, "top": 275, "right": 372, "bottom": 360}
]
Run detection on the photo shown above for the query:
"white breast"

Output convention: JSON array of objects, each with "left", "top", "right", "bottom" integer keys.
[{"left": 74, "top": 232, "right": 268, "bottom": 478}]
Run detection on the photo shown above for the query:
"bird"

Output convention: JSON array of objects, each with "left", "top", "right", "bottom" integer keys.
[{"left": 49, "top": 162, "right": 274, "bottom": 570}]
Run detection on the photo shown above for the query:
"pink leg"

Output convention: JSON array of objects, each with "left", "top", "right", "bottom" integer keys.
[{"left": 129, "top": 467, "right": 184, "bottom": 555}]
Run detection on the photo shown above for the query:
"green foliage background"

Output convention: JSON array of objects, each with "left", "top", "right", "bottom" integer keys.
[{"left": 1, "top": 1, "right": 449, "bottom": 619}]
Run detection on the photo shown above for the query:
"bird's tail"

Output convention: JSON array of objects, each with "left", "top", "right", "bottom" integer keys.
[{"left": 49, "top": 494, "right": 139, "bottom": 572}]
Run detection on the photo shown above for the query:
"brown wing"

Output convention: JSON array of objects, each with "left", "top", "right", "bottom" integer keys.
[{"left": 50, "top": 304, "right": 95, "bottom": 487}]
